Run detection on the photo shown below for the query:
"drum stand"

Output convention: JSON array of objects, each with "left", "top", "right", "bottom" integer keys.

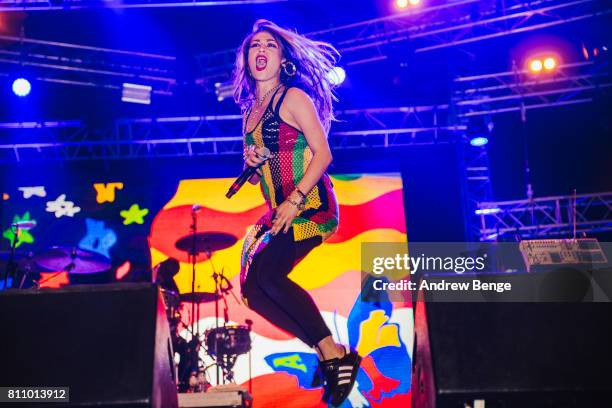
[
  {"left": 187, "top": 208, "right": 210, "bottom": 385},
  {"left": 180, "top": 207, "right": 252, "bottom": 388},
  {"left": 210, "top": 268, "right": 241, "bottom": 384},
  {"left": 187, "top": 207, "right": 227, "bottom": 385}
]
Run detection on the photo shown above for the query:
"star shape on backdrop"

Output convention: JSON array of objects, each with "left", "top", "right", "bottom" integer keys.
[
  {"left": 120, "top": 204, "right": 149, "bottom": 225},
  {"left": 2, "top": 212, "right": 35, "bottom": 248},
  {"left": 18, "top": 186, "right": 47, "bottom": 199},
  {"left": 46, "top": 194, "right": 81, "bottom": 218},
  {"left": 78, "top": 218, "right": 117, "bottom": 258},
  {"left": 93, "top": 182, "right": 124, "bottom": 204}
]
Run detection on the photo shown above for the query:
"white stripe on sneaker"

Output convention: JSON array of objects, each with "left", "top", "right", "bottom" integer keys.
[
  {"left": 338, "top": 372, "right": 352, "bottom": 378},
  {"left": 338, "top": 379, "right": 351, "bottom": 385}
]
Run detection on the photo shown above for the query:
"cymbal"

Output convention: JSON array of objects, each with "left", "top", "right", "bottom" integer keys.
[
  {"left": 175, "top": 232, "right": 237, "bottom": 254},
  {"left": 33, "top": 247, "right": 111, "bottom": 274},
  {"left": 179, "top": 291, "right": 220, "bottom": 303}
]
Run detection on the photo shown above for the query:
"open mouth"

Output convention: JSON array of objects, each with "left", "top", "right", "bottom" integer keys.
[{"left": 255, "top": 56, "right": 267, "bottom": 71}]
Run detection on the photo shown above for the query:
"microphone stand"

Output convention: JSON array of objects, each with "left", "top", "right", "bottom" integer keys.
[
  {"left": 245, "top": 319, "right": 253, "bottom": 395},
  {"left": 214, "top": 271, "right": 220, "bottom": 384},
  {"left": 189, "top": 208, "right": 200, "bottom": 378},
  {"left": 3, "top": 224, "right": 20, "bottom": 290}
]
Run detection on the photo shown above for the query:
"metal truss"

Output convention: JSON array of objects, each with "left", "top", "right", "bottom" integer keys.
[
  {"left": 476, "top": 192, "right": 612, "bottom": 241},
  {"left": 195, "top": 0, "right": 611, "bottom": 88},
  {"left": 0, "top": 0, "right": 288, "bottom": 11},
  {"left": 1, "top": 0, "right": 608, "bottom": 94},
  {"left": 0, "top": 35, "right": 176, "bottom": 95},
  {"left": 461, "top": 142, "right": 495, "bottom": 240},
  {"left": 452, "top": 56, "right": 610, "bottom": 240},
  {"left": 314, "top": 0, "right": 610, "bottom": 57},
  {"left": 453, "top": 60, "right": 612, "bottom": 118},
  {"left": 0, "top": 104, "right": 465, "bottom": 162}
]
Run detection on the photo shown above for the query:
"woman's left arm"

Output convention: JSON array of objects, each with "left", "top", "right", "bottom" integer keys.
[{"left": 270, "top": 88, "right": 333, "bottom": 235}]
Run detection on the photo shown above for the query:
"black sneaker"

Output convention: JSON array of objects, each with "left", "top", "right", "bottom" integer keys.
[
  {"left": 318, "top": 347, "right": 362, "bottom": 407},
  {"left": 311, "top": 362, "right": 323, "bottom": 386}
]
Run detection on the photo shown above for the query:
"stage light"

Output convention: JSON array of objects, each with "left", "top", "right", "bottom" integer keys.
[
  {"left": 328, "top": 66, "right": 346, "bottom": 86},
  {"left": 395, "top": 0, "right": 419, "bottom": 8},
  {"left": 475, "top": 208, "right": 501, "bottom": 215},
  {"left": 543, "top": 57, "right": 556, "bottom": 70},
  {"left": 470, "top": 136, "right": 488, "bottom": 147},
  {"left": 12, "top": 78, "right": 31, "bottom": 97},
  {"left": 215, "top": 81, "right": 234, "bottom": 102},
  {"left": 122, "top": 83, "right": 152, "bottom": 105},
  {"left": 529, "top": 59, "right": 543, "bottom": 73}
]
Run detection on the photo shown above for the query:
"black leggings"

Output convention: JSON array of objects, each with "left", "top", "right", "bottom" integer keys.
[{"left": 242, "top": 228, "right": 332, "bottom": 347}]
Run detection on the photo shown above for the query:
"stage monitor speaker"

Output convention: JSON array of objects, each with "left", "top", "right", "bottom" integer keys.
[
  {"left": 411, "top": 275, "right": 612, "bottom": 408},
  {"left": 0, "top": 283, "right": 178, "bottom": 407}
]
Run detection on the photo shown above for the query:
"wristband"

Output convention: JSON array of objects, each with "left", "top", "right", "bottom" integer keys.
[{"left": 294, "top": 187, "right": 307, "bottom": 200}]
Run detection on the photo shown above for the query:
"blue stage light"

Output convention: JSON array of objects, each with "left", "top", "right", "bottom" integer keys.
[
  {"left": 470, "top": 136, "right": 488, "bottom": 147},
  {"left": 12, "top": 78, "right": 31, "bottom": 97},
  {"left": 328, "top": 66, "right": 346, "bottom": 86}
]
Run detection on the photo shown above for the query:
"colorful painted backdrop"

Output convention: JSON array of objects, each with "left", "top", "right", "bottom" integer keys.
[{"left": 149, "top": 174, "right": 412, "bottom": 407}]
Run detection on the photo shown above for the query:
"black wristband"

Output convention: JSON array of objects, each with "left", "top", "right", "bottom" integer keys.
[{"left": 295, "top": 187, "right": 307, "bottom": 200}]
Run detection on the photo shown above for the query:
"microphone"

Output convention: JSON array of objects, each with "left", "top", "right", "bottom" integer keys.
[
  {"left": 226, "top": 147, "right": 271, "bottom": 198},
  {"left": 11, "top": 220, "right": 37, "bottom": 230},
  {"left": 192, "top": 204, "right": 202, "bottom": 213}
]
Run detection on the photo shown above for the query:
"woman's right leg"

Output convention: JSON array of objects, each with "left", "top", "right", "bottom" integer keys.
[
  {"left": 242, "top": 231, "right": 328, "bottom": 348},
  {"left": 242, "top": 230, "right": 361, "bottom": 406},
  {"left": 242, "top": 271, "right": 316, "bottom": 346}
]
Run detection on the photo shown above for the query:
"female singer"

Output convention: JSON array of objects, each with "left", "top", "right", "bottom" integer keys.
[{"left": 233, "top": 19, "right": 361, "bottom": 406}]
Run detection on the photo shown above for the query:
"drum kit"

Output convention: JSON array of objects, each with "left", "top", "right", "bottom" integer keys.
[
  {"left": 1, "top": 210, "right": 253, "bottom": 393},
  {"left": 1, "top": 246, "right": 113, "bottom": 289}
]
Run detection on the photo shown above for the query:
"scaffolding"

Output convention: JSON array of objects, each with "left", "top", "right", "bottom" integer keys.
[
  {"left": 0, "top": 104, "right": 463, "bottom": 162},
  {"left": 476, "top": 192, "right": 612, "bottom": 240},
  {"left": 0, "top": 35, "right": 176, "bottom": 95},
  {"left": 196, "top": 0, "right": 611, "bottom": 88}
]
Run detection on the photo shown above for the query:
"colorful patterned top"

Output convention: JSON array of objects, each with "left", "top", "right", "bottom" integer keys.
[{"left": 240, "top": 86, "right": 339, "bottom": 289}]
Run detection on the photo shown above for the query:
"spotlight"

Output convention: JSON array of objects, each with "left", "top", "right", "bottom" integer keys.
[
  {"left": 121, "top": 83, "right": 152, "bottom": 105},
  {"left": 395, "top": 0, "right": 419, "bottom": 8},
  {"left": 529, "top": 59, "right": 543, "bottom": 73},
  {"left": 12, "top": 78, "right": 31, "bottom": 97},
  {"left": 543, "top": 57, "right": 556, "bottom": 70},
  {"left": 475, "top": 208, "right": 501, "bottom": 215},
  {"left": 470, "top": 136, "right": 488, "bottom": 147},
  {"left": 327, "top": 66, "right": 346, "bottom": 86},
  {"left": 528, "top": 53, "right": 560, "bottom": 74},
  {"left": 214, "top": 81, "right": 234, "bottom": 102}
]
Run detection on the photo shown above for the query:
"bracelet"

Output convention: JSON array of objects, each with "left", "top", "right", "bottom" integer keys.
[
  {"left": 294, "top": 187, "right": 307, "bottom": 200},
  {"left": 286, "top": 197, "right": 305, "bottom": 210}
]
